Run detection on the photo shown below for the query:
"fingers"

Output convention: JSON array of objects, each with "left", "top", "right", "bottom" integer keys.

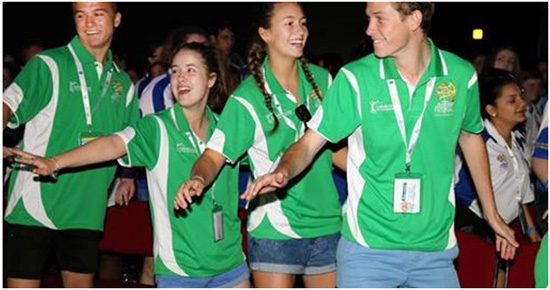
[
  {"left": 173, "top": 180, "right": 203, "bottom": 210},
  {"left": 495, "top": 236, "right": 517, "bottom": 260},
  {"left": 240, "top": 174, "right": 280, "bottom": 201}
]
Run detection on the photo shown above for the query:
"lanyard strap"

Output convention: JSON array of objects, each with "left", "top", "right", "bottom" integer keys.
[
  {"left": 503, "top": 139, "right": 522, "bottom": 201},
  {"left": 387, "top": 77, "right": 436, "bottom": 172},
  {"left": 68, "top": 44, "right": 113, "bottom": 130}
]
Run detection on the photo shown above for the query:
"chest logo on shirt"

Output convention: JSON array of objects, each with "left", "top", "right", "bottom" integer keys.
[
  {"left": 176, "top": 142, "right": 196, "bottom": 154},
  {"left": 369, "top": 100, "right": 394, "bottom": 114},
  {"left": 497, "top": 153, "right": 509, "bottom": 169},
  {"left": 111, "top": 80, "right": 124, "bottom": 102},
  {"left": 69, "top": 81, "right": 91, "bottom": 94},
  {"left": 434, "top": 81, "right": 457, "bottom": 116},
  {"left": 265, "top": 109, "right": 294, "bottom": 124}
]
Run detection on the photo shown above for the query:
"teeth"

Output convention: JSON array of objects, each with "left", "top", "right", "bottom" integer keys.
[{"left": 178, "top": 87, "right": 191, "bottom": 93}]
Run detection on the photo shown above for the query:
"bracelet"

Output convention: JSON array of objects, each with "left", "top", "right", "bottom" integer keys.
[
  {"left": 191, "top": 175, "right": 206, "bottom": 184},
  {"left": 526, "top": 226, "right": 537, "bottom": 235},
  {"left": 51, "top": 157, "right": 60, "bottom": 179}
]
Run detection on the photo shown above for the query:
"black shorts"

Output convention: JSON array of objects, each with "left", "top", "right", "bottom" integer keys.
[{"left": 5, "top": 223, "right": 101, "bottom": 279}]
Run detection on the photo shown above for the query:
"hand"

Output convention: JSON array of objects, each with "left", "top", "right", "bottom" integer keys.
[
  {"left": 240, "top": 171, "right": 288, "bottom": 201},
  {"left": 495, "top": 235, "right": 517, "bottom": 260},
  {"left": 543, "top": 210, "right": 548, "bottom": 220},
  {"left": 11, "top": 148, "right": 58, "bottom": 176},
  {"left": 485, "top": 213, "right": 519, "bottom": 259},
  {"left": 115, "top": 178, "right": 135, "bottom": 206},
  {"left": 174, "top": 176, "right": 205, "bottom": 210},
  {"left": 3, "top": 146, "right": 16, "bottom": 159}
]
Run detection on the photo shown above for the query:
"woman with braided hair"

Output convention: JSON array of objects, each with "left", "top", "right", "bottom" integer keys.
[{"left": 174, "top": 2, "right": 346, "bottom": 287}]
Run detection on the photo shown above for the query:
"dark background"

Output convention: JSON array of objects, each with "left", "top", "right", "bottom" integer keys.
[{"left": 3, "top": 2, "right": 548, "bottom": 72}]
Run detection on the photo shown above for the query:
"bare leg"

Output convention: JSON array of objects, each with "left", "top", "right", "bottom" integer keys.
[
  {"left": 7, "top": 278, "right": 41, "bottom": 288},
  {"left": 60, "top": 270, "right": 94, "bottom": 288},
  {"left": 139, "top": 256, "right": 155, "bottom": 285},
  {"left": 232, "top": 278, "right": 251, "bottom": 288},
  {"left": 252, "top": 271, "right": 296, "bottom": 288},
  {"left": 303, "top": 271, "right": 336, "bottom": 288}
]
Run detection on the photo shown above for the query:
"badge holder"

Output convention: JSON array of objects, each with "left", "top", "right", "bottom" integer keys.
[
  {"left": 212, "top": 201, "right": 224, "bottom": 242},
  {"left": 393, "top": 166, "right": 422, "bottom": 214}
]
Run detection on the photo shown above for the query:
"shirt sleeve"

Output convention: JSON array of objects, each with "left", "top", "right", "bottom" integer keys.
[
  {"left": 3, "top": 56, "right": 53, "bottom": 128},
  {"left": 309, "top": 68, "right": 361, "bottom": 143},
  {"left": 124, "top": 83, "right": 141, "bottom": 127},
  {"left": 115, "top": 116, "right": 160, "bottom": 169},
  {"left": 461, "top": 71, "right": 484, "bottom": 133},
  {"left": 533, "top": 103, "right": 548, "bottom": 160},
  {"left": 207, "top": 96, "right": 256, "bottom": 163}
]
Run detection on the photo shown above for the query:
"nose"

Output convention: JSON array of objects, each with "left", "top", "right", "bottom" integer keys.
[
  {"left": 366, "top": 21, "right": 375, "bottom": 36},
  {"left": 85, "top": 14, "right": 94, "bottom": 27}
]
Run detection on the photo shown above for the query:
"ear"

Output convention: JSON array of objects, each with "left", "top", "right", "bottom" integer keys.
[
  {"left": 258, "top": 27, "right": 270, "bottom": 43},
  {"left": 208, "top": 72, "right": 217, "bottom": 89},
  {"left": 485, "top": 104, "right": 497, "bottom": 118},
  {"left": 407, "top": 9, "right": 423, "bottom": 32},
  {"left": 114, "top": 12, "right": 122, "bottom": 28}
]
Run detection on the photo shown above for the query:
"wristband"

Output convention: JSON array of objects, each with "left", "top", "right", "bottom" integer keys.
[
  {"left": 526, "top": 226, "right": 537, "bottom": 235},
  {"left": 191, "top": 175, "right": 206, "bottom": 184},
  {"left": 51, "top": 157, "right": 60, "bottom": 180}
]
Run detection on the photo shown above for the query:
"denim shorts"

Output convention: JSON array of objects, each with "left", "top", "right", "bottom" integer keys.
[
  {"left": 248, "top": 232, "right": 339, "bottom": 275},
  {"left": 155, "top": 262, "right": 249, "bottom": 288},
  {"left": 336, "top": 236, "right": 460, "bottom": 288}
]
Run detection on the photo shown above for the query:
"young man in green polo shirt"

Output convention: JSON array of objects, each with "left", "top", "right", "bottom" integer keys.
[
  {"left": 2, "top": 2, "right": 139, "bottom": 287},
  {"left": 243, "top": 2, "right": 519, "bottom": 287}
]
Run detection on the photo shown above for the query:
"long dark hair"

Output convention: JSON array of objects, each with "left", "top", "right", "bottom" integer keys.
[
  {"left": 170, "top": 42, "right": 228, "bottom": 113},
  {"left": 479, "top": 68, "right": 520, "bottom": 119},
  {"left": 247, "top": 2, "right": 323, "bottom": 133}
]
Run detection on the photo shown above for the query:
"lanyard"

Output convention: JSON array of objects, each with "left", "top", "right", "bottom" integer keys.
[
  {"left": 503, "top": 137, "right": 523, "bottom": 202},
  {"left": 387, "top": 77, "right": 436, "bottom": 172},
  {"left": 68, "top": 44, "right": 113, "bottom": 131}
]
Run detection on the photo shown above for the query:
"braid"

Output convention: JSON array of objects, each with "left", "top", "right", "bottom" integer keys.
[
  {"left": 299, "top": 57, "right": 323, "bottom": 101},
  {"left": 247, "top": 41, "right": 279, "bottom": 133}
]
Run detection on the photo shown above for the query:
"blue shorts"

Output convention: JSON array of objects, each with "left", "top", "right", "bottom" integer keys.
[
  {"left": 337, "top": 236, "right": 459, "bottom": 288},
  {"left": 248, "top": 232, "right": 339, "bottom": 275},
  {"left": 155, "top": 262, "right": 249, "bottom": 288}
]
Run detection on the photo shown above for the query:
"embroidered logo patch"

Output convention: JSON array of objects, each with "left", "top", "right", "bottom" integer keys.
[
  {"left": 434, "top": 81, "right": 457, "bottom": 116},
  {"left": 369, "top": 100, "right": 394, "bottom": 114}
]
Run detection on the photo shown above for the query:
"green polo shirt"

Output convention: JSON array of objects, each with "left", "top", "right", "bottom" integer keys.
[
  {"left": 116, "top": 104, "right": 244, "bottom": 277},
  {"left": 310, "top": 39, "right": 483, "bottom": 251},
  {"left": 208, "top": 58, "right": 342, "bottom": 239},
  {"left": 4, "top": 36, "right": 139, "bottom": 230}
]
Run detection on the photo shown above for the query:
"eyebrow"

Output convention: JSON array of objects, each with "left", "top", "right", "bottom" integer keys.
[{"left": 74, "top": 8, "right": 109, "bottom": 15}]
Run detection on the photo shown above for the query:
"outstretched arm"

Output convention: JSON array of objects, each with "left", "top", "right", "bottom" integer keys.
[
  {"left": 12, "top": 135, "right": 128, "bottom": 176},
  {"left": 459, "top": 130, "right": 519, "bottom": 259},
  {"left": 241, "top": 129, "right": 328, "bottom": 200},
  {"left": 174, "top": 148, "right": 227, "bottom": 210}
]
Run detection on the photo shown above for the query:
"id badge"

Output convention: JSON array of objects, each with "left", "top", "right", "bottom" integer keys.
[
  {"left": 393, "top": 172, "right": 422, "bottom": 214},
  {"left": 213, "top": 205, "right": 224, "bottom": 242},
  {"left": 79, "top": 131, "right": 103, "bottom": 146}
]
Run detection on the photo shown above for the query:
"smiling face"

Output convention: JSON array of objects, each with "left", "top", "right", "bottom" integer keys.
[
  {"left": 365, "top": 2, "right": 416, "bottom": 59},
  {"left": 487, "top": 82, "right": 527, "bottom": 126},
  {"left": 169, "top": 49, "right": 216, "bottom": 109},
  {"left": 73, "top": 2, "right": 121, "bottom": 53},
  {"left": 259, "top": 2, "right": 308, "bottom": 60}
]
